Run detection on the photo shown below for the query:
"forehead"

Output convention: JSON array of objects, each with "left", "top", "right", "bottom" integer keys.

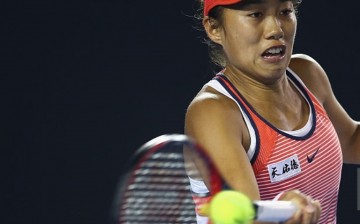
[
  {"left": 240, "top": 0, "right": 292, "bottom": 5},
  {"left": 223, "top": 0, "right": 295, "bottom": 14}
]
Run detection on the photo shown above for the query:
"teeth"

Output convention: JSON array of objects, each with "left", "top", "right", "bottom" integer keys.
[{"left": 267, "top": 47, "right": 282, "bottom": 54}]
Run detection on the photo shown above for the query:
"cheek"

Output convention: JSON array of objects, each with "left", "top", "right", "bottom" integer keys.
[
  {"left": 285, "top": 26, "right": 297, "bottom": 44},
  {"left": 222, "top": 38, "right": 255, "bottom": 66},
  {"left": 285, "top": 20, "right": 297, "bottom": 40},
  {"left": 227, "top": 27, "right": 260, "bottom": 47}
]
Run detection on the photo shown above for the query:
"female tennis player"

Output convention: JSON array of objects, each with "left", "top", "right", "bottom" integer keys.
[{"left": 185, "top": 0, "right": 360, "bottom": 223}]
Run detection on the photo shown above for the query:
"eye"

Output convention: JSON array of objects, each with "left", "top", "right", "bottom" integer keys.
[
  {"left": 281, "top": 8, "right": 294, "bottom": 16},
  {"left": 249, "top": 12, "right": 263, "bottom": 18}
]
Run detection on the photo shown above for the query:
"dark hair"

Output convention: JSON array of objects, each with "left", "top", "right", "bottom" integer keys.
[{"left": 194, "top": 0, "right": 302, "bottom": 68}]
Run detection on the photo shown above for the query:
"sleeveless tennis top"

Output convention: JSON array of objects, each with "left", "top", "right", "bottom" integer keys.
[{"left": 189, "top": 68, "right": 343, "bottom": 224}]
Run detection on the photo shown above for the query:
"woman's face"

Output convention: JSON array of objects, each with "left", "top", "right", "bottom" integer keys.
[{"left": 216, "top": 0, "right": 297, "bottom": 82}]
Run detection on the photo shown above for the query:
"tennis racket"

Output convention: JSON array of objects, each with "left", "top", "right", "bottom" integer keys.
[{"left": 110, "top": 134, "right": 297, "bottom": 224}]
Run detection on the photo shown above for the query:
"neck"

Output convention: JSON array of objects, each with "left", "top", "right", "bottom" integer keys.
[
  {"left": 222, "top": 68, "right": 291, "bottom": 104},
  {"left": 222, "top": 68, "right": 309, "bottom": 131}
]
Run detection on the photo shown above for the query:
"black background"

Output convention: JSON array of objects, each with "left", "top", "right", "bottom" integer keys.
[{"left": 2, "top": 0, "right": 360, "bottom": 223}]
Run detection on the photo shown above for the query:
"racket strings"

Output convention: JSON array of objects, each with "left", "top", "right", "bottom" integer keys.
[
  {"left": 135, "top": 168, "right": 186, "bottom": 176},
  {"left": 131, "top": 175, "right": 192, "bottom": 185},
  {"left": 118, "top": 149, "right": 198, "bottom": 223}
]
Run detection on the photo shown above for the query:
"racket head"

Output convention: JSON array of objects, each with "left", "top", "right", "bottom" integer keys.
[{"left": 110, "top": 134, "right": 224, "bottom": 224}]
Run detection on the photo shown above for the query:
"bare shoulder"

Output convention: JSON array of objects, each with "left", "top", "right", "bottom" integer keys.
[
  {"left": 185, "top": 86, "right": 239, "bottom": 124},
  {"left": 289, "top": 54, "right": 327, "bottom": 80},
  {"left": 289, "top": 53, "right": 332, "bottom": 104},
  {"left": 185, "top": 86, "right": 245, "bottom": 143}
]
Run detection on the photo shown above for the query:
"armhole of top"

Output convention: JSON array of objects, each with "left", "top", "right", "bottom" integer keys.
[
  {"left": 204, "top": 80, "right": 257, "bottom": 161},
  {"left": 284, "top": 68, "right": 314, "bottom": 137}
]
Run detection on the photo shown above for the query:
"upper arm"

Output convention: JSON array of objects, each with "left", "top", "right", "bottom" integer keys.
[
  {"left": 184, "top": 88, "right": 261, "bottom": 200},
  {"left": 289, "top": 54, "right": 360, "bottom": 163}
]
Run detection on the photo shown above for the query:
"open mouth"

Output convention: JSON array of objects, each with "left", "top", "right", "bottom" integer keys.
[{"left": 262, "top": 46, "right": 286, "bottom": 59}]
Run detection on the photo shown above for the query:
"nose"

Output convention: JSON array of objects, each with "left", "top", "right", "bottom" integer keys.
[{"left": 264, "top": 17, "right": 284, "bottom": 40}]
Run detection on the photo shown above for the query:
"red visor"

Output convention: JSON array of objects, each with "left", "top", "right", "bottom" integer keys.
[{"left": 204, "top": 0, "right": 243, "bottom": 16}]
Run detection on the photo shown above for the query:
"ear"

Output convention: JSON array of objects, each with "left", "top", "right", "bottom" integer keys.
[{"left": 203, "top": 16, "right": 223, "bottom": 45}]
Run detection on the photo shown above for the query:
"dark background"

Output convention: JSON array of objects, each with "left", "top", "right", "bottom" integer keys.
[{"left": 2, "top": 0, "right": 360, "bottom": 223}]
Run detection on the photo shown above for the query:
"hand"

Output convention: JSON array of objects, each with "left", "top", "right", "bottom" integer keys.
[{"left": 278, "top": 190, "right": 321, "bottom": 224}]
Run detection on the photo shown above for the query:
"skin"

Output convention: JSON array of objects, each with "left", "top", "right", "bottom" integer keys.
[{"left": 185, "top": 0, "right": 360, "bottom": 223}]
